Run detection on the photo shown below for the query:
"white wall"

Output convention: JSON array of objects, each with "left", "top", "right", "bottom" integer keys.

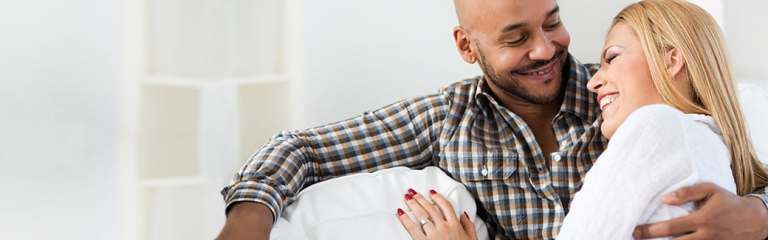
[
  {"left": 724, "top": 0, "right": 768, "bottom": 88},
  {"left": 301, "top": 1, "right": 479, "bottom": 127},
  {"left": 559, "top": 0, "right": 636, "bottom": 63},
  {"left": 0, "top": 1, "right": 122, "bottom": 239}
]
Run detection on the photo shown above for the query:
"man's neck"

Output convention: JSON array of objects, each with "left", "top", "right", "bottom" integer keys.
[{"left": 486, "top": 84, "right": 563, "bottom": 127}]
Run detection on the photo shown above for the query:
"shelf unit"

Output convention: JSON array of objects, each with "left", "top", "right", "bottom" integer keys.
[{"left": 122, "top": 0, "right": 302, "bottom": 239}]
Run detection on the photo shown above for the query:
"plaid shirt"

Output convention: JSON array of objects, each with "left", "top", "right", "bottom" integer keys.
[{"left": 222, "top": 55, "right": 607, "bottom": 239}]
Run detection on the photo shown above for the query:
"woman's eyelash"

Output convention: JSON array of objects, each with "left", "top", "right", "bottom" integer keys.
[{"left": 605, "top": 54, "right": 618, "bottom": 63}]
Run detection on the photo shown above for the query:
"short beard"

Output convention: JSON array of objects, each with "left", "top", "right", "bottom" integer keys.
[{"left": 476, "top": 47, "right": 565, "bottom": 105}]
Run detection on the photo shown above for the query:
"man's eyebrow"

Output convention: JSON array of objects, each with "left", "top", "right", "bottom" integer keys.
[{"left": 500, "top": 22, "right": 526, "bottom": 34}]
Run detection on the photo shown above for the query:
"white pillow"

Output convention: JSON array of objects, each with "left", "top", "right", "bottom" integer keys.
[
  {"left": 269, "top": 166, "right": 490, "bottom": 240},
  {"left": 738, "top": 82, "right": 768, "bottom": 164}
]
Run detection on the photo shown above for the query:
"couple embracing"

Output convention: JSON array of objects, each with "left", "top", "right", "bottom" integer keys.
[{"left": 219, "top": 0, "right": 768, "bottom": 239}]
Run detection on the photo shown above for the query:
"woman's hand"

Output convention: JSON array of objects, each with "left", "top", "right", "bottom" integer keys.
[{"left": 396, "top": 189, "right": 478, "bottom": 240}]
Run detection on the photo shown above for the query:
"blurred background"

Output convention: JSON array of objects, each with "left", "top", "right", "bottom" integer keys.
[{"left": 1, "top": 0, "right": 765, "bottom": 239}]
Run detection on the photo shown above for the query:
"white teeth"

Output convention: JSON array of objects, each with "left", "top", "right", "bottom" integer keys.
[
  {"left": 524, "top": 67, "right": 551, "bottom": 76},
  {"left": 600, "top": 95, "right": 617, "bottom": 109},
  {"left": 520, "top": 64, "right": 554, "bottom": 76}
]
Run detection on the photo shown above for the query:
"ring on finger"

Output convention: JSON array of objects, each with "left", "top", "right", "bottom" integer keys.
[{"left": 419, "top": 218, "right": 431, "bottom": 227}]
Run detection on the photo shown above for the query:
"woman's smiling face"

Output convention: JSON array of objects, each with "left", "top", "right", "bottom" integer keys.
[{"left": 587, "top": 23, "right": 665, "bottom": 139}]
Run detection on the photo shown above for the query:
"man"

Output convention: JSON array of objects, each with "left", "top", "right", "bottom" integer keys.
[{"left": 217, "top": 0, "right": 768, "bottom": 239}]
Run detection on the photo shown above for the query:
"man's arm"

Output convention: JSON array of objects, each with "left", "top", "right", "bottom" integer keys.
[
  {"left": 217, "top": 92, "right": 452, "bottom": 239},
  {"left": 216, "top": 203, "right": 273, "bottom": 240},
  {"left": 634, "top": 181, "right": 768, "bottom": 239}
]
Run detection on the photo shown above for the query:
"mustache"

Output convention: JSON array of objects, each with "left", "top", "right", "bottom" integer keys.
[{"left": 514, "top": 50, "right": 566, "bottom": 72}]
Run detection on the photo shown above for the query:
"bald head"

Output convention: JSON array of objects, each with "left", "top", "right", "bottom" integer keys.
[
  {"left": 452, "top": 0, "right": 470, "bottom": 27},
  {"left": 453, "top": 0, "right": 559, "bottom": 33},
  {"left": 453, "top": 0, "right": 489, "bottom": 30}
]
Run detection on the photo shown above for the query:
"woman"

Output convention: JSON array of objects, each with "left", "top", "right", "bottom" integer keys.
[{"left": 398, "top": 1, "right": 768, "bottom": 239}]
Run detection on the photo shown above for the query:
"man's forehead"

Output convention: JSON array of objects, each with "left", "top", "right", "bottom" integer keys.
[{"left": 455, "top": 0, "right": 558, "bottom": 30}]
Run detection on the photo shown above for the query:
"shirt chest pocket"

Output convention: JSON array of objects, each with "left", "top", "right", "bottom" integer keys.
[{"left": 461, "top": 150, "right": 518, "bottom": 182}]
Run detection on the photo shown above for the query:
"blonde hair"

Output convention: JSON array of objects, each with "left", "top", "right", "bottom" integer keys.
[{"left": 614, "top": 0, "right": 768, "bottom": 195}]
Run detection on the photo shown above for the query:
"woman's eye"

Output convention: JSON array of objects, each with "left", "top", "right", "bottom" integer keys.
[{"left": 605, "top": 54, "right": 618, "bottom": 64}]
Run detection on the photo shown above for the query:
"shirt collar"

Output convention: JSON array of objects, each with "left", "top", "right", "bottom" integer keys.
[{"left": 473, "top": 54, "right": 598, "bottom": 122}]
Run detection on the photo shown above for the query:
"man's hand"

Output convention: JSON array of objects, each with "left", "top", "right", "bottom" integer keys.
[
  {"left": 216, "top": 202, "right": 274, "bottom": 240},
  {"left": 633, "top": 182, "right": 768, "bottom": 239}
]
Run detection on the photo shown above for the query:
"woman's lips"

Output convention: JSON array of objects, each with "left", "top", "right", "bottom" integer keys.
[{"left": 598, "top": 93, "right": 619, "bottom": 110}]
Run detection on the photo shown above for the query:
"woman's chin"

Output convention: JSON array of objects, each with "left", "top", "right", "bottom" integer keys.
[{"left": 600, "top": 123, "right": 615, "bottom": 140}]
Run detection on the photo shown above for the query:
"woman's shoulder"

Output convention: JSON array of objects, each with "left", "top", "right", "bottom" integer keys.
[
  {"left": 611, "top": 104, "right": 687, "bottom": 142},
  {"left": 616, "top": 104, "right": 723, "bottom": 142},
  {"left": 612, "top": 104, "right": 726, "bottom": 150},
  {"left": 625, "top": 104, "right": 684, "bottom": 124},
  {"left": 608, "top": 104, "right": 734, "bottom": 191}
]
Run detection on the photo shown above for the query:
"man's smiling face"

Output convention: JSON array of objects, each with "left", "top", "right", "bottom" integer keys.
[{"left": 454, "top": 0, "right": 571, "bottom": 104}]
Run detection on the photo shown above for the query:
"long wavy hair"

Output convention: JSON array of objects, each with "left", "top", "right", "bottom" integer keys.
[{"left": 614, "top": 0, "right": 768, "bottom": 195}]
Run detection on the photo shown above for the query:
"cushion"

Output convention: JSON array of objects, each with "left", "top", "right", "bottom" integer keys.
[{"left": 269, "top": 166, "right": 489, "bottom": 240}]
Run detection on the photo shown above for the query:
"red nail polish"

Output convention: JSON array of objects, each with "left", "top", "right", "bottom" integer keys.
[
  {"left": 408, "top": 188, "right": 417, "bottom": 196},
  {"left": 397, "top": 208, "right": 405, "bottom": 216},
  {"left": 429, "top": 189, "right": 437, "bottom": 195},
  {"left": 405, "top": 193, "right": 413, "bottom": 200}
]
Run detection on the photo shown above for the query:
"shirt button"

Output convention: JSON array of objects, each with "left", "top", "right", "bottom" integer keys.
[
  {"left": 550, "top": 152, "right": 562, "bottom": 162},
  {"left": 481, "top": 168, "right": 489, "bottom": 176}
]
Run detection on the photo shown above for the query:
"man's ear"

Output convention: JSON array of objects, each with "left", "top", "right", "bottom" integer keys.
[
  {"left": 453, "top": 26, "right": 477, "bottom": 64},
  {"left": 665, "top": 48, "right": 686, "bottom": 80}
]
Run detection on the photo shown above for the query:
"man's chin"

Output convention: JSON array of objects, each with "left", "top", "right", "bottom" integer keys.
[{"left": 518, "top": 77, "right": 563, "bottom": 104}]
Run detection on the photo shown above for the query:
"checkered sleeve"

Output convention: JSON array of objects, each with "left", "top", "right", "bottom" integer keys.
[
  {"left": 747, "top": 165, "right": 768, "bottom": 213},
  {"left": 221, "top": 91, "right": 452, "bottom": 222}
]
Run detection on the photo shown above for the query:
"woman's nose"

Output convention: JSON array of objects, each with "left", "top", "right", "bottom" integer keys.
[{"left": 587, "top": 73, "right": 603, "bottom": 93}]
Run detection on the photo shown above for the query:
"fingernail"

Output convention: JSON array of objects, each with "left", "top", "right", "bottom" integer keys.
[
  {"left": 405, "top": 193, "right": 414, "bottom": 201},
  {"left": 632, "top": 229, "right": 641, "bottom": 238},
  {"left": 397, "top": 208, "right": 405, "bottom": 216},
  {"left": 463, "top": 211, "right": 469, "bottom": 218},
  {"left": 408, "top": 188, "right": 417, "bottom": 196},
  {"left": 429, "top": 189, "right": 437, "bottom": 195}
]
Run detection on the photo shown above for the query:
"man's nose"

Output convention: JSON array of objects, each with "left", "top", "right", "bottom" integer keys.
[{"left": 529, "top": 31, "right": 556, "bottom": 61}]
